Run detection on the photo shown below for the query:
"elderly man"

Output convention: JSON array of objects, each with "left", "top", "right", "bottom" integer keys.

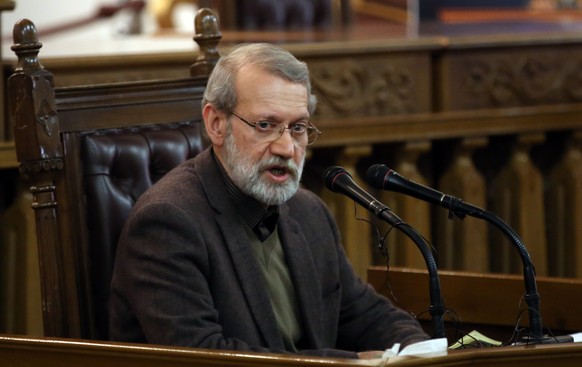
[{"left": 109, "top": 43, "right": 429, "bottom": 359}]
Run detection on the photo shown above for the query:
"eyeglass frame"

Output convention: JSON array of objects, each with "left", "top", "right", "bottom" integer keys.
[{"left": 228, "top": 111, "right": 321, "bottom": 146}]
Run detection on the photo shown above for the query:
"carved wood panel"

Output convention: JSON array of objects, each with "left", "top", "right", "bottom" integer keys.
[
  {"left": 438, "top": 45, "right": 582, "bottom": 111},
  {"left": 306, "top": 52, "right": 432, "bottom": 119}
]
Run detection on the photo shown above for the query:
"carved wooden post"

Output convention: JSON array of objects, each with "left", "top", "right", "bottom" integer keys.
[
  {"left": 7, "top": 19, "right": 78, "bottom": 337},
  {"left": 320, "top": 145, "right": 372, "bottom": 278},
  {"left": 490, "top": 133, "right": 547, "bottom": 275},
  {"left": 436, "top": 137, "right": 489, "bottom": 272},
  {"left": 191, "top": 8, "right": 222, "bottom": 77},
  {"left": 546, "top": 130, "right": 582, "bottom": 278},
  {"left": 377, "top": 140, "right": 431, "bottom": 269}
]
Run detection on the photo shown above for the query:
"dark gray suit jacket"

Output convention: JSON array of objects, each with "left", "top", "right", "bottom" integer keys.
[{"left": 109, "top": 148, "right": 428, "bottom": 358}]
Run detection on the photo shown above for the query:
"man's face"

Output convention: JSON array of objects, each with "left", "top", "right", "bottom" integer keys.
[{"left": 220, "top": 64, "right": 310, "bottom": 206}]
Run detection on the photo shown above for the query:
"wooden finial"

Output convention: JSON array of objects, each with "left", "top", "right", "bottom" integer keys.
[
  {"left": 191, "top": 8, "right": 222, "bottom": 77},
  {"left": 11, "top": 18, "right": 44, "bottom": 72},
  {"left": 8, "top": 17, "right": 61, "bottom": 165}
]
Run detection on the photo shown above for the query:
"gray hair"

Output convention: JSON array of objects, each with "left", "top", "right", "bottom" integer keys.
[{"left": 202, "top": 43, "right": 317, "bottom": 115}]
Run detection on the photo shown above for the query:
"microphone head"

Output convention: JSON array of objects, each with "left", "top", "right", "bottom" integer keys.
[
  {"left": 366, "top": 164, "right": 391, "bottom": 189},
  {"left": 323, "top": 166, "right": 351, "bottom": 193}
]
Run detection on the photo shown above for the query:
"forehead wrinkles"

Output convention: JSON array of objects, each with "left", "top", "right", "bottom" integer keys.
[
  {"left": 255, "top": 88, "right": 308, "bottom": 113},
  {"left": 236, "top": 66, "right": 308, "bottom": 114}
]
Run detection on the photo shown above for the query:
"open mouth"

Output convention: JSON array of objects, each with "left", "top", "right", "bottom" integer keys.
[{"left": 269, "top": 166, "right": 289, "bottom": 177}]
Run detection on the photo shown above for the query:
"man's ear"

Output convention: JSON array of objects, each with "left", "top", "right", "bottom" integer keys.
[{"left": 203, "top": 104, "right": 226, "bottom": 146}]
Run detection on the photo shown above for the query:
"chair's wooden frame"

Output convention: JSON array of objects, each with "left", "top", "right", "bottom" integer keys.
[{"left": 7, "top": 8, "right": 221, "bottom": 340}]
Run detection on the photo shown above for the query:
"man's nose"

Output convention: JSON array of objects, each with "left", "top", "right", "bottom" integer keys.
[{"left": 270, "top": 129, "right": 296, "bottom": 157}]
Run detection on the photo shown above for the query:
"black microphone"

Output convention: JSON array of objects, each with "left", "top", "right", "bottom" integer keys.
[
  {"left": 324, "top": 166, "right": 446, "bottom": 339},
  {"left": 324, "top": 166, "right": 403, "bottom": 226},
  {"left": 366, "top": 164, "right": 482, "bottom": 218},
  {"left": 365, "top": 163, "right": 551, "bottom": 343}
]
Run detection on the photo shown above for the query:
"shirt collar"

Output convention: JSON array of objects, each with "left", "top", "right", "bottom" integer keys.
[{"left": 212, "top": 149, "right": 279, "bottom": 241}]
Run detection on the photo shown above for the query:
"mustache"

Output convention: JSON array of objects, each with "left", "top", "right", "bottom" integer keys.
[{"left": 258, "top": 157, "right": 300, "bottom": 178}]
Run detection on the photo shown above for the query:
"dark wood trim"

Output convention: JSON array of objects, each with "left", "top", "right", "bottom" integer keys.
[{"left": 368, "top": 266, "right": 582, "bottom": 335}]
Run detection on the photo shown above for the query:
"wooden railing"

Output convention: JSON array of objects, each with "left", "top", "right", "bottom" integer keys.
[{"left": 290, "top": 34, "right": 582, "bottom": 279}]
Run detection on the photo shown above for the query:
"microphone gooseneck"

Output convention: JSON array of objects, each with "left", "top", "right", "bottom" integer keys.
[
  {"left": 366, "top": 163, "right": 544, "bottom": 342},
  {"left": 324, "top": 166, "right": 445, "bottom": 339}
]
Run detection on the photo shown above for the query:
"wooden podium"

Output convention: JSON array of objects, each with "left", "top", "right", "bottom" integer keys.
[
  {"left": 2, "top": 266, "right": 582, "bottom": 367},
  {"left": 368, "top": 266, "right": 582, "bottom": 341},
  {"left": 1, "top": 333, "right": 582, "bottom": 367}
]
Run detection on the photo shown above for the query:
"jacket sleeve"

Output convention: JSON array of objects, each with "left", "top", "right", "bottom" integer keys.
[{"left": 307, "top": 192, "right": 430, "bottom": 352}]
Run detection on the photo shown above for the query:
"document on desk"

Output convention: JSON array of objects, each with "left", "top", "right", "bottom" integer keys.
[
  {"left": 360, "top": 338, "right": 448, "bottom": 366},
  {"left": 380, "top": 338, "right": 448, "bottom": 361},
  {"left": 449, "top": 330, "right": 502, "bottom": 349},
  {"left": 570, "top": 332, "right": 582, "bottom": 342},
  {"left": 358, "top": 338, "right": 448, "bottom": 366}
]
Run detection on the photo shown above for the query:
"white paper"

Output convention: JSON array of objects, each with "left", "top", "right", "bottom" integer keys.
[
  {"left": 398, "top": 338, "right": 448, "bottom": 356},
  {"left": 382, "top": 337, "right": 448, "bottom": 360},
  {"left": 570, "top": 332, "right": 582, "bottom": 342}
]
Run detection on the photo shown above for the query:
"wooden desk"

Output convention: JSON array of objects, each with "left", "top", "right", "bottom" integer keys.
[{"left": 1, "top": 334, "right": 582, "bottom": 367}]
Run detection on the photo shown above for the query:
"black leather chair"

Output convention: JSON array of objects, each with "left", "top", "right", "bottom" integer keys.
[{"left": 7, "top": 8, "right": 221, "bottom": 340}]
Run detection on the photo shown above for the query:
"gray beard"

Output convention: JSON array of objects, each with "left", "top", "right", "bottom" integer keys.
[{"left": 222, "top": 132, "right": 304, "bottom": 206}]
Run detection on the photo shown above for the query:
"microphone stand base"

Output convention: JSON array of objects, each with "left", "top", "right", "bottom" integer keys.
[{"left": 515, "top": 334, "right": 574, "bottom": 345}]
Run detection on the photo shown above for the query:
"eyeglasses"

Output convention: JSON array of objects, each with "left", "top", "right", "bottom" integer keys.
[{"left": 230, "top": 111, "right": 321, "bottom": 146}]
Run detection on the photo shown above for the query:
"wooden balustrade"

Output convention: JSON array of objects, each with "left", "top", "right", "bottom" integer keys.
[
  {"left": 318, "top": 145, "right": 374, "bottom": 279},
  {"left": 436, "top": 137, "right": 489, "bottom": 272},
  {"left": 376, "top": 140, "right": 433, "bottom": 269},
  {"left": 306, "top": 127, "right": 582, "bottom": 278},
  {"left": 546, "top": 130, "right": 582, "bottom": 278}
]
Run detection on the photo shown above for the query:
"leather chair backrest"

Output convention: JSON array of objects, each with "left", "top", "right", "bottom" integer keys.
[{"left": 82, "top": 123, "right": 207, "bottom": 338}]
